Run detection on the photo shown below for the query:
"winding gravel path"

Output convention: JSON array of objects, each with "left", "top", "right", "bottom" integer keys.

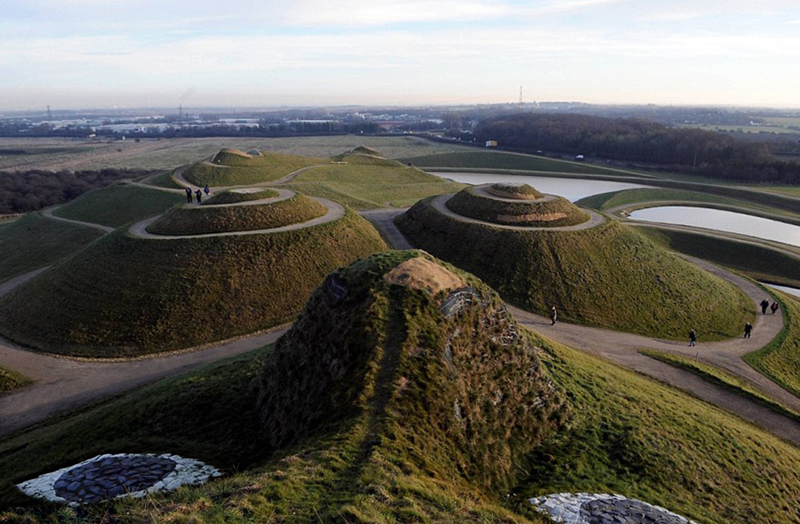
[
  {"left": 40, "top": 207, "right": 115, "bottom": 234},
  {"left": 430, "top": 193, "right": 606, "bottom": 231}
]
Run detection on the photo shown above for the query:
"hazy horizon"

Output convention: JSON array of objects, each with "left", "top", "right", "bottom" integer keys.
[{"left": 3, "top": 0, "right": 800, "bottom": 111}]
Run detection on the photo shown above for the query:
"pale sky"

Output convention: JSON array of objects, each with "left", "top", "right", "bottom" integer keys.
[{"left": 2, "top": 0, "right": 800, "bottom": 110}]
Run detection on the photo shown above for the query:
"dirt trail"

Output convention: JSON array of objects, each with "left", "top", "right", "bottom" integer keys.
[
  {"left": 40, "top": 207, "right": 115, "bottom": 234},
  {"left": 173, "top": 161, "right": 327, "bottom": 190}
]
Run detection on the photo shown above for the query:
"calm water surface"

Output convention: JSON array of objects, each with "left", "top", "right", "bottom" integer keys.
[
  {"left": 432, "top": 172, "right": 648, "bottom": 202},
  {"left": 629, "top": 206, "right": 800, "bottom": 248},
  {"left": 765, "top": 283, "right": 800, "bottom": 299}
]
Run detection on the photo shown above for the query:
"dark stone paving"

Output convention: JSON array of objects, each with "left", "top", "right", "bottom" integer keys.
[
  {"left": 54, "top": 455, "right": 177, "bottom": 503},
  {"left": 583, "top": 498, "right": 690, "bottom": 524}
]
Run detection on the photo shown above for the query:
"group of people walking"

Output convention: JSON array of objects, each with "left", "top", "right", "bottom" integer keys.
[
  {"left": 760, "top": 298, "right": 779, "bottom": 316},
  {"left": 185, "top": 185, "right": 211, "bottom": 204}
]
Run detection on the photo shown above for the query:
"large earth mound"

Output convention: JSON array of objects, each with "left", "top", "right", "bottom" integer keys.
[
  {"left": 183, "top": 149, "right": 326, "bottom": 187},
  {"left": 396, "top": 193, "right": 753, "bottom": 340},
  {"left": 257, "top": 250, "right": 569, "bottom": 492},
  {"left": 0, "top": 209, "right": 387, "bottom": 358}
]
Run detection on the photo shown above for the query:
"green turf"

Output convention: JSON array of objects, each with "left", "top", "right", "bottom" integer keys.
[
  {"left": 148, "top": 194, "right": 327, "bottom": 236},
  {"left": 638, "top": 226, "right": 800, "bottom": 288},
  {"left": 52, "top": 182, "right": 183, "bottom": 228},
  {"left": 0, "top": 213, "right": 103, "bottom": 283},
  {"left": 446, "top": 187, "right": 589, "bottom": 227},
  {"left": 0, "top": 365, "right": 31, "bottom": 394},
  {"left": 397, "top": 197, "right": 753, "bottom": 340},
  {"left": 744, "top": 292, "right": 800, "bottom": 399},
  {"left": 763, "top": 186, "right": 800, "bottom": 198},
  {"left": 291, "top": 164, "right": 465, "bottom": 209},
  {"left": 401, "top": 151, "right": 651, "bottom": 178},
  {"left": 0, "top": 210, "right": 387, "bottom": 358},
  {"left": 203, "top": 188, "right": 279, "bottom": 205},
  {"left": 145, "top": 170, "right": 185, "bottom": 189},
  {"left": 3, "top": 259, "right": 800, "bottom": 523},
  {"left": 182, "top": 150, "right": 326, "bottom": 186},
  {"left": 487, "top": 183, "right": 544, "bottom": 199}
]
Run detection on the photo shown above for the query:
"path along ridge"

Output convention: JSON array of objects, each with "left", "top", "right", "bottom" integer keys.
[{"left": 370, "top": 203, "right": 800, "bottom": 446}]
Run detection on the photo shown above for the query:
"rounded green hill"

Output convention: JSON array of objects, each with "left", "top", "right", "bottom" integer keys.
[
  {"left": 183, "top": 149, "right": 326, "bottom": 187},
  {"left": 257, "top": 250, "right": 568, "bottom": 491},
  {"left": 203, "top": 188, "right": 279, "bottom": 205},
  {"left": 148, "top": 192, "right": 326, "bottom": 236},
  {"left": 446, "top": 185, "right": 589, "bottom": 227},
  {"left": 0, "top": 210, "right": 387, "bottom": 358},
  {"left": 486, "top": 182, "right": 543, "bottom": 200},
  {"left": 396, "top": 195, "right": 753, "bottom": 340}
]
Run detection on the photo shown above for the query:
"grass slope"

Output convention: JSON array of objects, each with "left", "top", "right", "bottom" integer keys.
[
  {"left": 744, "top": 292, "right": 800, "bottom": 398},
  {"left": 446, "top": 187, "right": 589, "bottom": 227},
  {"left": 52, "top": 182, "right": 183, "bottom": 228},
  {"left": 291, "top": 164, "right": 465, "bottom": 209},
  {"left": 144, "top": 170, "right": 184, "bottom": 189},
  {"left": 397, "top": 199, "right": 753, "bottom": 340},
  {"left": 183, "top": 151, "right": 326, "bottom": 186},
  {"left": 147, "top": 194, "right": 326, "bottom": 236},
  {"left": 639, "top": 226, "right": 800, "bottom": 288},
  {"left": 0, "top": 365, "right": 31, "bottom": 394},
  {"left": 401, "top": 151, "right": 646, "bottom": 177},
  {"left": 204, "top": 188, "right": 279, "bottom": 205},
  {"left": 3, "top": 275, "right": 800, "bottom": 522},
  {"left": 0, "top": 213, "right": 103, "bottom": 283},
  {"left": 0, "top": 210, "right": 387, "bottom": 357}
]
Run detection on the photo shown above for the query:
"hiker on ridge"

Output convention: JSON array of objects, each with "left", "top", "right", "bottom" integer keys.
[
  {"left": 744, "top": 322, "right": 752, "bottom": 339},
  {"left": 550, "top": 306, "right": 558, "bottom": 326},
  {"left": 195, "top": 189, "right": 202, "bottom": 204},
  {"left": 689, "top": 329, "right": 697, "bottom": 347},
  {"left": 185, "top": 186, "right": 192, "bottom": 204},
  {"left": 204, "top": 184, "right": 210, "bottom": 197},
  {"left": 771, "top": 301, "right": 779, "bottom": 315},
  {"left": 760, "top": 299, "right": 770, "bottom": 315}
]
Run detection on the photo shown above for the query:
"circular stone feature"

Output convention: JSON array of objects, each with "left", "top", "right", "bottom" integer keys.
[
  {"left": 530, "top": 493, "right": 698, "bottom": 524},
  {"left": 54, "top": 455, "right": 176, "bottom": 503}
]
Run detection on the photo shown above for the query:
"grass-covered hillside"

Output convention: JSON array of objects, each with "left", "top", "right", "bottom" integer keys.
[
  {"left": 183, "top": 149, "right": 326, "bottom": 186},
  {"left": 446, "top": 187, "right": 589, "bottom": 227},
  {"left": 639, "top": 226, "right": 800, "bottom": 288},
  {"left": 147, "top": 193, "right": 326, "bottom": 236},
  {"left": 290, "top": 163, "right": 465, "bottom": 209},
  {"left": 744, "top": 292, "right": 800, "bottom": 398},
  {"left": 486, "top": 183, "right": 544, "bottom": 200},
  {"left": 3, "top": 254, "right": 800, "bottom": 523},
  {"left": 203, "top": 188, "right": 279, "bottom": 205},
  {"left": 0, "top": 213, "right": 103, "bottom": 282},
  {"left": 397, "top": 199, "right": 753, "bottom": 340},
  {"left": 0, "top": 210, "right": 386, "bottom": 357},
  {"left": 51, "top": 182, "right": 183, "bottom": 228}
]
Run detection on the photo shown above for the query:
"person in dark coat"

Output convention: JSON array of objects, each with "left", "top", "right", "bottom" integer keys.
[
  {"left": 185, "top": 186, "right": 193, "bottom": 203},
  {"left": 761, "top": 298, "right": 770, "bottom": 314},
  {"left": 744, "top": 322, "right": 752, "bottom": 338},
  {"left": 689, "top": 329, "right": 697, "bottom": 347},
  {"left": 195, "top": 189, "right": 202, "bottom": 203},
  {"left": 204, "top": 184, "right": 210, "bottom": 197},
  {"left": 549, "top": 306, "right": 557, "bottom": 325},
  {"left": 771, "top": 302, "right": 779, "bottom": 314}
]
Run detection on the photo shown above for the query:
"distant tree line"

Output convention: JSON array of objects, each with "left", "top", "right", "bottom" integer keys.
[
  {"left": 473, "top": 114, "right": 800, "bottom": 184},
  {"left": 0, "top": 168, "right": 150, "bottom": 214}
]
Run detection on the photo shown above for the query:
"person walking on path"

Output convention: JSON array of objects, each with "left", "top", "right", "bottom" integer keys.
[
  {"left": 185, "top": 186, "right": 193, "bottom": 204},
  {"left": 761, "top": 298, "right": 770, "bottom": 314},
  {"left": 771, "top": 301, "right": 780, "bottom": 315},
  {"left": 549, "top": 306, "right": 558, "bottom": 325},
  {"left": 195, "top": 189, "right": 202, "bottom": 204},
  {"left": 204, "top": 185, "right": 210, "bottom": 197},
  {"left": 744, "top": 322, "right": 753, "bottom": 339},
  {"left": 689, "top": 329, "right": 697, "bottom": 347}
]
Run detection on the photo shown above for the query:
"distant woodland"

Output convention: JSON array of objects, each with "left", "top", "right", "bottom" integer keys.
[
  {"left": 0, "top": 169, "right": 150, "bottom": 214},
  {"left": 474, "top": 114, "right": 800, "bottom": 184}
]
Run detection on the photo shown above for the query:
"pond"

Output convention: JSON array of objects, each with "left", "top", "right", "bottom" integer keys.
[
  {"left": 431, "top": 172, "right": 648, "bottom": 202},
  {"left": 764, "top": 283, "right": 800, "bottom": 299},
  {"left": 628, "top": 206, "right": 800, "bottom": 248}
]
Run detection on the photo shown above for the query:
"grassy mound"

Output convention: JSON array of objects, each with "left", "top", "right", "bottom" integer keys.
[
  {"left": 744, "top": 292, "right": 800, "bottom": 398},
  {"left": 0, "top": 214, "right": 103, "bottom": 283},
  {"left": 183, "top": 150, "right": 325, "bottom": 186},
  {"left": 397, "top": 198, "right": 753, "bottom": 340},
  {"left": 0, "top": 365, "right": 30, "bottom": 393},
  {"left": 447, "top": 186, "right": 589, "bottom": 227},
  {"left": 487, "top": 183, "right": 544, "bottom": 200},
  {"left": 52, "top": 182, "right": 182, "bottom": 228},
  {"left": 4, "top": 268, "right": 800, "bottom": 523},
  {"left": 290, "top": 164, "right": 465, "bottom": 209},
  {"left": 257, "top": 251, "right": 568, "bottom": 492},
  {"left": 147, "top": 193, "right": 326, "bottom": 236},
  {"left": 203, "top": 188, "right": 279, "bottom": 205},
  {"left": 0, "top": 210, "right": 386, "bottom": 357}
]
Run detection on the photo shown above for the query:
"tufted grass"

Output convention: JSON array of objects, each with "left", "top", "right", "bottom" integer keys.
[{"left": 0, "top": 365, "right": 31, "bottom": 394}]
